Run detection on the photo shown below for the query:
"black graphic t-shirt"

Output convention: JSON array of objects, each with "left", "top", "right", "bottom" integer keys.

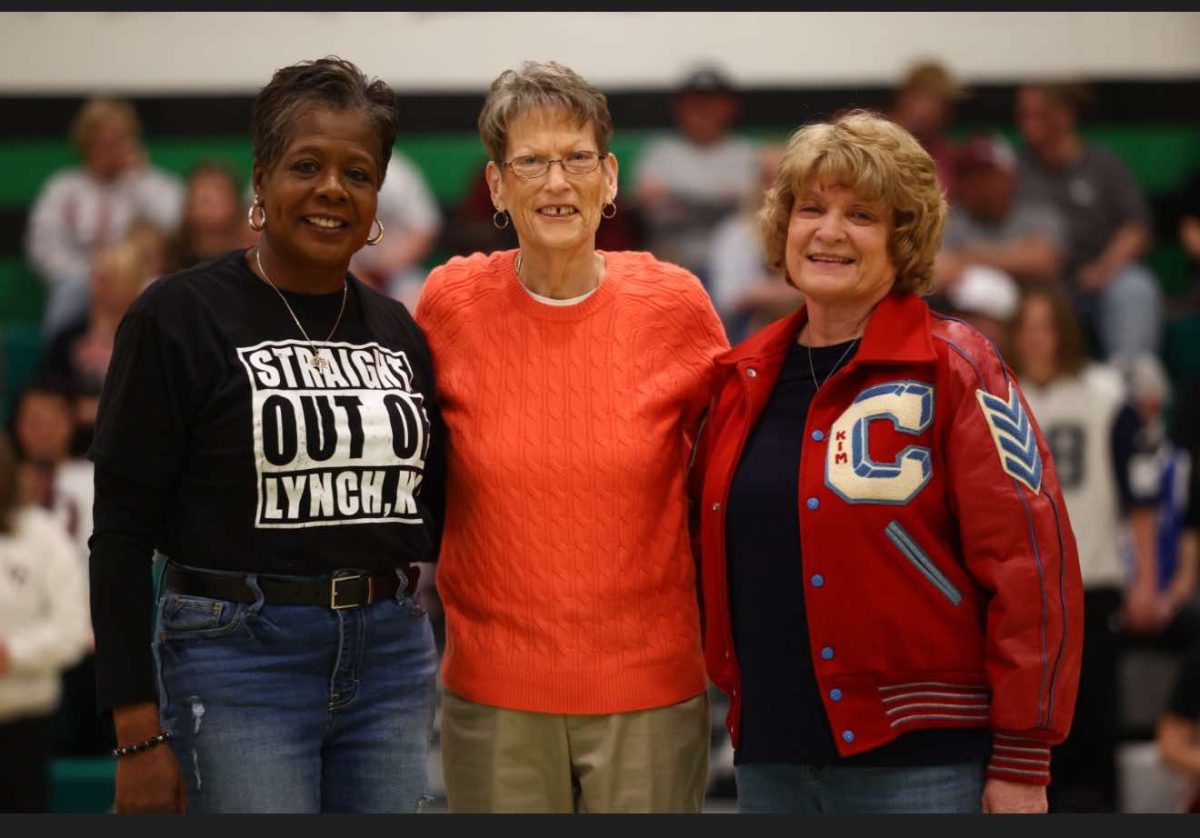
[{"left": 89, "top": 249, "right": 445, "bottom": 709}]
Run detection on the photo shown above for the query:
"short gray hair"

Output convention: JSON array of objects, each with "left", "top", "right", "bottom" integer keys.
[{"left": 478, "top": 61, "right": 614, "bottom": 165}]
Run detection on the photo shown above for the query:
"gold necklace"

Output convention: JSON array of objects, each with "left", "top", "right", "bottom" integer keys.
[{"left": 254, "top": 248, "right": 347, "bottom": 372}]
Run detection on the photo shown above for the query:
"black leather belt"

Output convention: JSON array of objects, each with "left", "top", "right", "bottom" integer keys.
[{"left": 163, "top": 564, "right": 416, "bottom": 610}]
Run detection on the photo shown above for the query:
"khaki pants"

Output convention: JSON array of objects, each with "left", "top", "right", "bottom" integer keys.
[{"left": 440, "top": 690, "right": 710, "bottom": 813}]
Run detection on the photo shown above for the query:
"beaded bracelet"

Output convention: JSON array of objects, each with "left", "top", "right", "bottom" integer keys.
[{"left": 111, "top": 731, "right": 172, "bottom": 759}]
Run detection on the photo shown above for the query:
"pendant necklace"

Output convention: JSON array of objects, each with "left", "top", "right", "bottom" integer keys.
[
  {"left": 805, "top": 335, "right": 859, "bottom": 390},
  {"left": 254, "top": 247, "right": 347, "bottom": 373}
]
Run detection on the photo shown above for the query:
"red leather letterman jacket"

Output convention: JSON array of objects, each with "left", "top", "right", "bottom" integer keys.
[{"left": 692, "top": 292, "right": 1084, "bottom": 786}]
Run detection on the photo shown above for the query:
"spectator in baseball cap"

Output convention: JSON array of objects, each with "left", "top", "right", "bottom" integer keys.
[
  {"left": 635, "top": 64, "right": 759, "bottom": 286},
  {"left": 935, "top": 134, "right": 1068, "bottom": 352}
]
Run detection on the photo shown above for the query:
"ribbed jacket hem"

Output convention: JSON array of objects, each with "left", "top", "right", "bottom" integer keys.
[{"left": 986, "top": 732, "right": 1053, "bottom": 785}]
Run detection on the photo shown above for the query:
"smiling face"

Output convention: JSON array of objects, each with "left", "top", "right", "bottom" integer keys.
[
  {"left": 784, "top": 178, "right": 897, "bottom": 309},
  {"left": 486, "top": 107, "right": 617, "bottom": 258},
  {"left": 252, "top": 106, "right": 381, "bottom": 277}
]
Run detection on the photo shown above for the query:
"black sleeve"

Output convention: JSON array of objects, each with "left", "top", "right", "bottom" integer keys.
[
  {"left": 1167, "top": 644, "right": 1200, "bottom": 720},
  {"left": 87, "top": 288, "right": 201, "bottom": 711},
  {"left": 1111, "top": 402, "right": 1154, "bottom": 513},
  {"left": 89, "top": 464, "right": 167, "bottom": 712},
  {"left": 422, "top": 383, "right": 447, "bottom": 562},
  {"left": 88, "top": 291, "right": 205, "bottom": 486},
  {"left": 407, "top": 314, "right": 445, "bottom": 562}
]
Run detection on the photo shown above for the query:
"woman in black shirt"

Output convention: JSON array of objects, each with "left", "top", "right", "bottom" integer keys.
[{"left": 89, "top": 57, "right": 444, "bottom": 814}]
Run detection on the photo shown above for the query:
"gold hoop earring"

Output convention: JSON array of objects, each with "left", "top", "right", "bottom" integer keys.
[
  {"left": 601, "top": 201, "right": 617, "bottom": 220},
  {"left": 492, "top": 210, "right": 510, "bottom": 230},
  {"left": 366, "top": 217, "right": 385, "bottom": 246},
  {"left": 248, "top": 198, "right": 266, "bottom": 232}
]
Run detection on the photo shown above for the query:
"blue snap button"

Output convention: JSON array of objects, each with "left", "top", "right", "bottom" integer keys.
[
  {"left": 842, "top": 730, "right": 855, "bottom": 743},
  {"left": 812, "top": 430, "right": 825, "bottom": 442},
  {"left": 821, "top": 646, "right": 834, "bottom": 660},
  {"left": 830, "top": 688, "right": 843, "bottom": 701},
  {"left": 806, "top": 497, "right": 819, "bottom": 510},
  {"left": 811, "top": 574, "right": 824, "bottom": 588}
]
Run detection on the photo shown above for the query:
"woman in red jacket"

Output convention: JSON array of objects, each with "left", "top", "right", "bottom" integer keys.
[{"left": 691, "top": 110, "right": 1083, "bottom": 813}]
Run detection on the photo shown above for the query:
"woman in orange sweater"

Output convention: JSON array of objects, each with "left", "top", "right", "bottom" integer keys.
[{"left": 415, "top": 61, "right": 728, "bottom": 813}]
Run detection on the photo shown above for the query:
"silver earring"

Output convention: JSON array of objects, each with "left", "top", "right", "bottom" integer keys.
[{"left": 492, "top": 209, "right": 510, "bottom": 230}]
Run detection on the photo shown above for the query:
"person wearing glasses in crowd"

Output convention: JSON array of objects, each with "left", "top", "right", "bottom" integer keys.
[
  {"left": 691, "top": 111, "right": 1083, "bottom": 813},
  {"left": 415, "top": 60, "right": 728, "bottom": 813},
  {"left": 88, "top": 57, "right": 444, "bottom": 813}
]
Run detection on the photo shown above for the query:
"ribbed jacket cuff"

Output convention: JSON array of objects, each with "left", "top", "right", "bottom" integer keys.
[{"left": 987, "top": 732, "right": 1053, "bottom": 785}]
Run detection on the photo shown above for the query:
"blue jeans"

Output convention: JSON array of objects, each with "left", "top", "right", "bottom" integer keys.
[
  {"left": 152, "top": 565, "right": 438, "bottom": 813},
  {"left": 735, "top": 759, "right": 986, "bottom": 813},
  {"left": 1088, "top": 262, "right": 1163, "bottom": 360}
]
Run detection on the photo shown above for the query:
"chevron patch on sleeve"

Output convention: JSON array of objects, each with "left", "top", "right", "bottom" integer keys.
[{"left": 975, "top": 385, "right": 1043, "bottom": 494}]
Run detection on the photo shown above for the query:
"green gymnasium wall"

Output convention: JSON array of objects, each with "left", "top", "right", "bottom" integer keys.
[
  {"left": 2, "top": 76, "right": 1200, "bottom": 429},
  {"left": 3, "top": 123, "right": 1198, "bottom": 434},
  {"left": 2, "top": 122, "right": 1198, "bottom": 314}
]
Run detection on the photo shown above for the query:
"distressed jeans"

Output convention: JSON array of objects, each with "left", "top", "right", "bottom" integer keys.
[
  {"left": 152, "top": 564, "right": 438, "bottom": 813},
  {"left": 735, "top": 758, "right": 986, "bottom": 813}
]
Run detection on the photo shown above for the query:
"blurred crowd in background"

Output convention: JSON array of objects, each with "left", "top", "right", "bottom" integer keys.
[{"left": 3, "top": 56, "right": 1200, "bottom": 813}]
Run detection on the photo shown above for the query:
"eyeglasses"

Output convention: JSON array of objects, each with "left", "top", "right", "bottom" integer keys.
[{"left": 503, "top": 151, "right": 602, "bottom": 180}]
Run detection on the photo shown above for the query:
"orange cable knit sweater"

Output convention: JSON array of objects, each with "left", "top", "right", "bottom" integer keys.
[{"left": 416, "top": 249, "right": 729, "bottom": 714}]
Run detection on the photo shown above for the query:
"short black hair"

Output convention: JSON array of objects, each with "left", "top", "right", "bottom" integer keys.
[
  {"left": 14, "top": 375, "right": 75, "bottom": 408},
  {"left": 251, "top": 56, "right": 398, "bottom": 187},
  {"left": 7, "top": 375, "right": 75, "bottom": 462}
]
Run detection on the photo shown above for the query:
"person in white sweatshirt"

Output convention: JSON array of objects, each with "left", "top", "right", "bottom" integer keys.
[{"left": 0, "top": 432, "right": 92, "bottom": 812}]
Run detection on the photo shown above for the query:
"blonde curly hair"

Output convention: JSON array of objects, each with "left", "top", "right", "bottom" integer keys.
[{"left": 760, "top": 110, "right": 947, "bottom": 296}]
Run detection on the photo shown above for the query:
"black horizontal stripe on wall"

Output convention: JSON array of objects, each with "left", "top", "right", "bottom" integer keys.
[{"left": 2, "top": 78, "right": 1198, "bottom": 139}]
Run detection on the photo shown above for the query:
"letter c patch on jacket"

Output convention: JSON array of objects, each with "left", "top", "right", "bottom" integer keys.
[
  {"left": 825, "top": 381, "right": 934, "bottom": 505},
  {"left": 976, "top": 385, "right": 1043, "bottom": 495}
]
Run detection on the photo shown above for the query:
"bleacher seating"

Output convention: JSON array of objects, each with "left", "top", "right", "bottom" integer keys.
[{"left": 6, "top": 81, "right": 1196, "bottom": 812}]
